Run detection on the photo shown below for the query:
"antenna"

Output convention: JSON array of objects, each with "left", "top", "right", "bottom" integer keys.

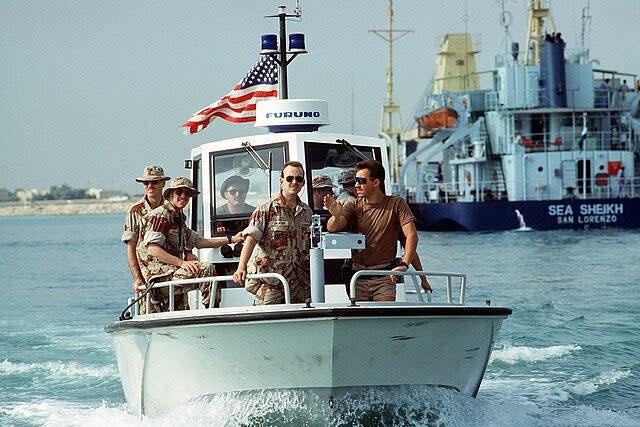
[
  {"left": 369, "top": 0, "right": 413, "bottom": 183},
  {"left": 580, "top": 0, "right": 592, "bottom": 63},
  {"left": 262, "top": 5, "right": 307, "bottom": 99},
  {"left": 498, "top": 0, "right": 513, "bottom": 58}
]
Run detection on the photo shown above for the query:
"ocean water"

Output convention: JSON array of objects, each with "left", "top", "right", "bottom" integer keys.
[{"left": 1, "top": 214, "right": 639, "bottom": 426}]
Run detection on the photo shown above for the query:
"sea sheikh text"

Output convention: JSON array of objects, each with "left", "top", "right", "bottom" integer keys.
[{"left": 548, "top": 203, "right": 623, "bottom": 224}]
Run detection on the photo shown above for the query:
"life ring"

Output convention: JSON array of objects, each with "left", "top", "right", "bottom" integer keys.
[
  {"left": 595, "top": 172, "right": 609, "bottom": 187},
  {"left": 465, "top": 171, "right": 472, "bottom": 185}
]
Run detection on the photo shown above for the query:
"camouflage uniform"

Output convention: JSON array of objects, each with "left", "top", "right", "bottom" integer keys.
[
  {"left": 243, "top": 194, "right": 312, "bottom": 304},
  {"left": 122, "top": 196, "right": 164, "bottom": 314},
  {"left": 121, "top": 196, "right": 159, "bottom": 246},
  {"left": 137, "top": 202, "right": 215, "bottom": 312}
]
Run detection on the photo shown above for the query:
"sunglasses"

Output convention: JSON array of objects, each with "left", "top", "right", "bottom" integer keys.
[
  {"left": 174, "top": 189, "right": 191, "bottom": 196},
  {"left": 355, "top": 177, "right": 374, "bottom": 185},
  {"left": 143, "top": 181, "right": 161, "bottom": 186},
  {"left": 226, "top": 189, "right": 240, "bottom": 196},
  {"left": 284, "top": 175, "right": 305, "bottom": 183}
]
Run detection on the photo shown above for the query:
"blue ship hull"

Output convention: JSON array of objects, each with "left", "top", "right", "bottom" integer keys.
[{"left": 409, "top": 198, "right": 640, "bottom": 231}]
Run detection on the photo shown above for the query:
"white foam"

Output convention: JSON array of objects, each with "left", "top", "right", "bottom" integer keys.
[
  {"left": 572, "top": 369, "right": 632, "bottom": 395},
  {"left": 0, "top": 358, "right": 117, "bottom": 379},
  {"left": 490, "top": 344, "right": 581, "bottom": 364},
  {"left": 2, "top": 400, "right": 142, "bottom": 427}
]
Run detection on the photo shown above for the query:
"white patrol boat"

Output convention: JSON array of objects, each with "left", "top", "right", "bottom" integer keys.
[{"left": 105, "top": 4, "right": 511, "bottom": 418}]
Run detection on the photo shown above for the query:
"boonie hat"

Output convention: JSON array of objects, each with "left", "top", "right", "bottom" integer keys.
[
  {"left": 220, "top": 175, "right": 250, "bottom": 198},
  {"left": 163, "top": 176, "right": 200, "bottom": 198},
  {"left": 337, "top": 169, "right": 356, "bottom": 185},
  {"left": 312, "top": 175, "right": 335, "bottom": 189},
  {"left": 135, "top": 165, "right": 170, "bottom": 182}
]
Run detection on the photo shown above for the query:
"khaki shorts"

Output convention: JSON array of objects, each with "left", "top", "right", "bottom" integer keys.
[{"left": 355, "top": 275, "right": 396, "bottom": 301}]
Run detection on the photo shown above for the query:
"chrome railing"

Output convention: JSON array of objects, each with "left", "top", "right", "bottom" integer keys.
[
  {"left": 350, "top": 270, "right": 467, "bottom": 304},
  {"left": 132, "top": 273, "right": 289, "bottom": 316}
]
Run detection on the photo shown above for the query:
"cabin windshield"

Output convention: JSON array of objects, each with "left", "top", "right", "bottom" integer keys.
[
  {"left": 210, "top": 142, "right": 287, "bottom": 235},
  {"left": 304, "top": 140, "right": 383, "bottom": 213}
]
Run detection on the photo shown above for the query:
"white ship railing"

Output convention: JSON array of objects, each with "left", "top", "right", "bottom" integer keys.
[
  {"left": 124, "top": 271, "right": 467, "bottom": 318},
  {"left": 350, "top": 270, "right": 466, "bottom": 304},
  {"left": 130, "top": 273, "right": 289, "bottom": 316}
]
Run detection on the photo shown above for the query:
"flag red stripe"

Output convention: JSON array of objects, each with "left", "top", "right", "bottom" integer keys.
[{"left": 180, "top": 55, "right": 278, "bottom": 134}]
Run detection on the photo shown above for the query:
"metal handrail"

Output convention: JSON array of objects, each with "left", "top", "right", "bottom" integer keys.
[
  {"left": 349, "top": 270, "right": 467, "bottom": 304},
  {"left": 135, "top": 273, "right": 290, "bottom": 314}
]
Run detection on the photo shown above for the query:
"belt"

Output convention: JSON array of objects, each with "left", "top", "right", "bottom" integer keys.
[
  {"left": 353, "top": 263, "right": 395, "bottom": 281},
  {"left": 352, "top": 261, "right": 394, "bottom": 271}
]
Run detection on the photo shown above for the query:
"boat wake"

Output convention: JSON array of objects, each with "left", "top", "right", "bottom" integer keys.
[
  {"left": 159, "top": 386, "right": 485, "bottom": 426},
  {"left": 490, "top": 344, "right": 582, "bottom": 365}
]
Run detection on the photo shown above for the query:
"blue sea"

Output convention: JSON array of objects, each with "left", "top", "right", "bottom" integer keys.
[{"left": 1, "top": 214, "right": 639, "bottom": 426}]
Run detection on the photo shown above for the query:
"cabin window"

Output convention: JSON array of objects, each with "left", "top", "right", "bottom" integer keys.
[
  {"left": 303, "top": 140, "right": 383, "bottom": 213},
  {"left": 210, "top": 142, "right": 287, "bottom": 235},
  {"left": 190, "top": 157, "right": 204, "bottom": 235}
]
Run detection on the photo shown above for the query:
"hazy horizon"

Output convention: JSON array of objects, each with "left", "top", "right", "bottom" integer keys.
[{"left": 2, "top": 0, "right": 639, "bottom": 193}]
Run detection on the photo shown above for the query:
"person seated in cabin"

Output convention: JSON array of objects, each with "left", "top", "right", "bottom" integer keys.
[
  {"left": 335, "top": 169, "right": 357, "bottom": 203},
  {"left": 137, "top": 177, "right": 244, "bottom": 312},
  {"left": 324, "top": 160, "right": 419, "bottom": 302},
  {"left": 312, "top": 175, "right": 336, "bottom": 209},
  {"left": 232, "top": 161, "right": 313, "bottom": 305},
  {"left": 216, "top": 175, "right": 256, "bottom": 215}
]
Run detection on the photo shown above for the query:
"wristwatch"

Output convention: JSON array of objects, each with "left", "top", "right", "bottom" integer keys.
[
  {"left": 398, "top": 261, "right": 409, "bottom": 268},
  {"left": 227, "top": 235, "right": 232, "bottom": 244}
]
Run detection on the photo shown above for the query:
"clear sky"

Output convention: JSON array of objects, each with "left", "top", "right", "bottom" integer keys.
[{"left": 2, "top": 1, "right": 638, "bottom": 193}]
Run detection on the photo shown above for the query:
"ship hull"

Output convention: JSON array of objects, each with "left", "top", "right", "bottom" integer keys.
[{"left": 410, "top": 198, "right": 640, "bottom": 231}]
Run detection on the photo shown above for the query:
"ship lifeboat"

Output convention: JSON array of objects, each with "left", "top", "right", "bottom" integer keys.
[{"left": 417, "top": 106, "right": 458, "bottom": 130}]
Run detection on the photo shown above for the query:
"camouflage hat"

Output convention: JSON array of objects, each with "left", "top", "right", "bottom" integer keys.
[
  {"left": 163, "top": 176, "right": 200, "bottom": 198},
  {"left": 337, "top": 169, "right": 356, "bottom": 185},
  {"left": 312, "top": 175, "right": 335, "bottom": 189},
  {"left": 135, "top": 165, "right": 170, "bottom": 182}
]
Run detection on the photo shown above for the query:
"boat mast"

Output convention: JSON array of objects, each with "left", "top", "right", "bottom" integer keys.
[
  {"left": 524, "top": 0, "right": 557, "bottom": 65},
  {"left": 263, "top": 2, "right": 305, "bottom": 99},
  {"left": 370, "top": 0, "right": 412, "bottom": 183}
]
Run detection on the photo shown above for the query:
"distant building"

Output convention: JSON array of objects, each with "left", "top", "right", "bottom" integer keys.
[
  {"left": 86, "top": 188, "right": 104, "bottom": 199},
  {"left": 16, "top": 189, "right": 46, "bottom": 202}
]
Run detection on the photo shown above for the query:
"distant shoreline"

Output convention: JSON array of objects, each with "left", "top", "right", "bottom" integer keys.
[{"left": 0, "top": 199, "right": 133, "bottom": 217}]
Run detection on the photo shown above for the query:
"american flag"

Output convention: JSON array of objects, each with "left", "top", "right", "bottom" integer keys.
[{"left": 181, "top": 55, "right": 278, "bottom": 134}]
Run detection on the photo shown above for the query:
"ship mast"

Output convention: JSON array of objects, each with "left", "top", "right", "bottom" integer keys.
[
  {"left": 524, "top": 0, "right": 557, "bottom": 65},
  {"left": 370, "top": 0, "right": 412, "bottom": 183}
]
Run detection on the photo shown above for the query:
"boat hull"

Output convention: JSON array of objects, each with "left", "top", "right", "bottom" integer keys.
[
  {"left": 410, "top": 197, "right": 640, "bottom": 231},
  {"left": 106, "top": 305, "right": 510, "bottom": 417}
]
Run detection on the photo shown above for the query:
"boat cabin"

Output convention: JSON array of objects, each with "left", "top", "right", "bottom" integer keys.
[{"left": 185, "top": 99, "right": 390, "bottom": 283}]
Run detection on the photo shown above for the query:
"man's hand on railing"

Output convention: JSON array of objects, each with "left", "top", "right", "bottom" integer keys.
[
  {"left": 390, "top": 264, "right": 408, "bottom": 285},
  {"left": 132, "top": 278, "right": 145, "bottom": 292},
  {"left": 420, "top": 275, "right": 432, "bottom": 292},
  {"left": 233, "top": 266, "right": 247, "bottom": 284}
]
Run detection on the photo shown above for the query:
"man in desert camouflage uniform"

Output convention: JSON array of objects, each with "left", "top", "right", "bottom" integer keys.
[
  {"left": 121, "top": 165, "right": 171, "bottom": 294},
  {"left": 232, "top": 161, "right": 312, "bottom": 304},
  {"left": 137, "top": 177, "right": 244, "bottom": 312}
]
